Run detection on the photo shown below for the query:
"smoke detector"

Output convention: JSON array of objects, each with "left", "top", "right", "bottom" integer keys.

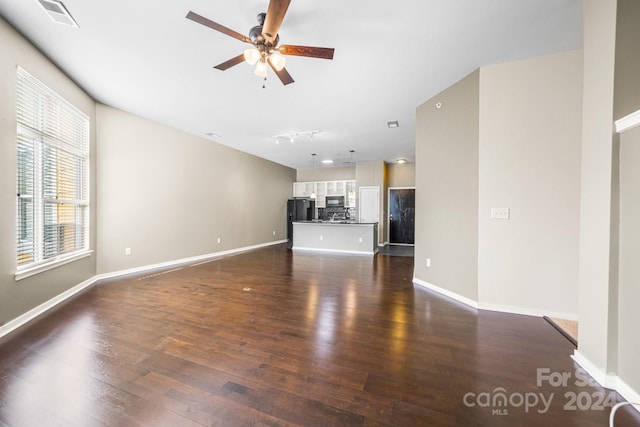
[{"left": 36, "top": 0, "right": 79, "bottom": 28}]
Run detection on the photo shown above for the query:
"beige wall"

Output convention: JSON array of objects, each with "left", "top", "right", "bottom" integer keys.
[
  {"left": 0, "top": 14, "right": 295, "bottom": 327},
  {"left": 415, "top": 50, "right": 582, "bottom": 315},
  {"left": 614, "top": 0, "right": 640, "bottom": 119},
  {"left": 577, "top": 0, "right": 618, "bottom": 375},
  {"left": 96, "top": 105, "right": 295, "bottom": 274},
  {"left": 355, "top": 161, "right": 387, "bottom": 244},
  {"left": 415, "top": 70, "right": 480, "bottom": 301},
  {"left": 297, "top": 166, "right": 353, "bottom": 182},
  {"left": 614, "top": 0, "right": 640, "bottom": 400},
  {"left": 618, "top": 124, "right": 640, "bottom": 392},
  {"left": 0, "top": 17, "right": 97, "bottom": 325},
  {"left": 478, "top": 50, "right": 583, "bottom": 316},
  {"left": 386, "top": 163, "right": 415, "bottom": 188}
]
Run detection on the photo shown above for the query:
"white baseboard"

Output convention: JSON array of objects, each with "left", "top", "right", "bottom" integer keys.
[
  {"left": 616, "top": 377, "right": 640, "bottom": 410},
  {"left": 412, "top": 278, "right": 578, "bottom": 321},
  {"left": 413, "top": 277, "right": 479, "bottom": 309},
  {"left": 572, "top": 350, "right": 640, "bottom": 414},
  {"left": 96, "top": 240, "right": 287, "bottom": 281},
  {"left": 292, "top": 246, "right": 376, "bottom": 256},
  {"left": 615, "top": 109, "right": 640, "bottom": 133},
  {"left": 478, "top": 302, "right": 578, "bottom": 321},
  {"left": 1, "top": 239, "right": 286, "bottom": 339},
  {"left": 571, "top": 350, "right": 613, "bottom": 388},
  {"left": 0, "top": 276, "right": 99, "bottom": 339}
]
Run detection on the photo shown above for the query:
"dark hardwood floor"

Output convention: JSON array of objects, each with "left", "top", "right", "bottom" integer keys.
[{"left": 1, "top": 244, "right": 639, "bottom": 426}]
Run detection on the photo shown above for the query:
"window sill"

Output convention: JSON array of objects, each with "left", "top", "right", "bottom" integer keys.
[{"left": 15, "top": 250, "right": 94, "bottom": 282}]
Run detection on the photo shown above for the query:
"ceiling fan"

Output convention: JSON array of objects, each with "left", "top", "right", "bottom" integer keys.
[{"left": 186, "top": 0, "right": 334, "bottom": 85}]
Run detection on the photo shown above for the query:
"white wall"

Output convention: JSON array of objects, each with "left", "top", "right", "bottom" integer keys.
[{"left": 478, "top": 50, "right": 583, "bottom": 317}]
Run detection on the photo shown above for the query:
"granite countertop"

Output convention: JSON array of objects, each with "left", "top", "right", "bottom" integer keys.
[{"left": 293, "top": 220, "right": 378, "bottom": 225}]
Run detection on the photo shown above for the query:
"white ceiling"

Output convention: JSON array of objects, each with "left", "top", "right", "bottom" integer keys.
[{"left": 0, "top": 0, "right": 583, "bottom": 170}]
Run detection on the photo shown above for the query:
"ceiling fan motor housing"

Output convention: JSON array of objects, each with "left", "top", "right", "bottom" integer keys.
[{"left": 249, "top": 13, "right": 279, "bottom": 48}]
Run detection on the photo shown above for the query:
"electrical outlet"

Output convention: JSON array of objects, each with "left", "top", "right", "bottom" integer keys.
[
  {"left": 490, "top": 207, "right": 510, "bottom": 219},
  {"left": 426, "top": 258, "right": 431, "bottom": 268},
  {"left": 320, "top": 235, "right": 323, "bottom": 241},
  {"left": 358, "top": 237, "right": 363, "bottom": 243},
  {"left": 217, "top": 237, "right": 221, "bottom": 243},
  {"left": 125, "top": 248, "right": 131, "bottom": 256},
  {"left": 272, "top": 230, "right": 276, "bottom": 236}
]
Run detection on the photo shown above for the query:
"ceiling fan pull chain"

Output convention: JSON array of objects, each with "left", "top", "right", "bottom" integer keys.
[{"left": 262, "top": 76, "right": 267, "bottom": 89}]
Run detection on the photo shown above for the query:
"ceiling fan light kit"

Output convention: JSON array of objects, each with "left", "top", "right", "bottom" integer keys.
[
  {"left": 186, "top": 0, "right": 334, "bottom": 85},
  {"left": 243, "top": 48, "right": 261, "bottom": 65}
]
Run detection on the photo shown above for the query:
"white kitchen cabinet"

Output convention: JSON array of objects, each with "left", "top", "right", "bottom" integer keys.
[
  {"left": 315, "top": 182, "right": 326, "bottom": 207},
  {"left": 326, "top": 181, "right": 345, "bottom": 196},
  {"left": 293, "top": 182, "right": 315, "bottom": 198},
  {"left": 346, "top": 180, "right": 356, "bottom": 208},
  {"left": 293, "top": 180, "right": 356, "bottom": 208}
]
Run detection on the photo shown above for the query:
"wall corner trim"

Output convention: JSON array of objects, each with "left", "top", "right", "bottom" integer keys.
[
  {"left": 571, "top": 350, "right": 640, "bottom": 414},
  {"left": 413, "top": 277, "right": 479, "bottom": 309},
  {"left": 615, "top": 109, "right": 640, "bottom": 133},
  {"left": 0, "top": 240, "right": 287, "bottom": 340}
]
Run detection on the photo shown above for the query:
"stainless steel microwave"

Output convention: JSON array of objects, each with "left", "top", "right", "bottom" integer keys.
[{"left": 326, "top": 196, "right": 345, "bottom": 207}]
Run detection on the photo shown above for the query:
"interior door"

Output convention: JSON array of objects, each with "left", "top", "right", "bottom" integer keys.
[
  {"left": 389, "top": 188, "right": 415, "bottom": 245},
  {"left": 359, "top": 186, "right": 379, "bottom": 223}
]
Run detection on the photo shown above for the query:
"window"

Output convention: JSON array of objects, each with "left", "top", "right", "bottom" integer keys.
[{"left": 16, "top": 67, "right": 90, "bottom": 274}]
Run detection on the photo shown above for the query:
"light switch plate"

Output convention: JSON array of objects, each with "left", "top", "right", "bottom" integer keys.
[{"left": 491, "top": 208, "right": 510, "bottom": 219}]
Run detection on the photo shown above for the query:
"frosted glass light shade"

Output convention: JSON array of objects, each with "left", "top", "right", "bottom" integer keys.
[
  {"left": 243, "top": 48, "right": 260, "bottom": 65},
  {"left": 269, "top": 52, "right": 286, "bottom": 71},
  {"left": 254, "top": 60, "right": 267, "bottom": 77}
]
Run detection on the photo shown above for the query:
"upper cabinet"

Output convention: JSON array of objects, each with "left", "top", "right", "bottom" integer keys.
[
  {"left": 326, "top": 181, "right": 344, "bottom": 196},
  {"left": 293, "top": 182, "right": 315, "bottom": 198},
  {"left": 346, "top": 180, "right": 356, "bottom": 208},
  {"left": 293, "top": 180, "right": 356, "bottom": 208}
]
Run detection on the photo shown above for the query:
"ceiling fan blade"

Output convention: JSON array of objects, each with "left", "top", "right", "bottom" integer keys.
[
  {"left": 214, "top": 54, "right": 246, "bottom": 71},
  {"left": 268, "top": 59, "right": 294, "bottom": 85},
  {"left": 262, "top": 0, "right": 291, "bottom": 44},
  {"left": 278, "top": 45, "right": 335, "bottom": 60},
  {"left": 186, "top": 11, "right": 251, "bottom": 44}
]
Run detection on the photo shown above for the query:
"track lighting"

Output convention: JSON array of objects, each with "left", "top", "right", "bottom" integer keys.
[{"left": 272, "top": 130, "right": 321, "bottom": 144}]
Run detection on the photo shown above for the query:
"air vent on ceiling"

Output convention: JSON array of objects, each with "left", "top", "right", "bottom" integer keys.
[{"left": 36, "top": 0, "right": 79, "bottom": 28}]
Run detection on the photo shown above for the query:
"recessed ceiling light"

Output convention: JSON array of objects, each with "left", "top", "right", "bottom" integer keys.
[
  {"left": 205, "top": 132, "right": 221, "bottom": 138},
  {"left": 396, "top": 159, "right": 406, "bottom": 164},
  {"left": 322, "top": 159, "right": 334, "bottom": 164},
  {"left": 387, "top": 120, "right": 399, "bottom": 128}
]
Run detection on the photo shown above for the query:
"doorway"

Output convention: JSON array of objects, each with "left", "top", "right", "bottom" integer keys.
[{"left": 388, "top": 188, "right": 415, "bottom": 245}]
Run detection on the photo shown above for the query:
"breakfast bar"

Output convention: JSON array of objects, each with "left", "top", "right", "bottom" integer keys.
[{"left": 292, "top": 221, "right": 379, "bottom": 256}]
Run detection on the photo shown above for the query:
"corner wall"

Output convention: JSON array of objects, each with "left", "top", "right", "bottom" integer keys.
[
  {"left": 414, "top": 70, "right": 480, "bottom": 302},
  {"left": 477, "top": 50, "right": 583, "bottom": 317},
  {"left": 414, "top": 50, "right": 583, "bottom": 316}
]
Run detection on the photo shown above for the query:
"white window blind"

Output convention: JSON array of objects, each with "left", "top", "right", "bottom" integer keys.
[{"left": 16, "top": 67, "right": 89, "bottom": 271}]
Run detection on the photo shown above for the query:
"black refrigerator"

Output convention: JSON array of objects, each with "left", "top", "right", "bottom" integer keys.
[{"left": 287, "top": 198, "right": 315, "bottom": 245}]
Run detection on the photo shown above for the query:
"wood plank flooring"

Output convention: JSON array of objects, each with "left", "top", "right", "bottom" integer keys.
[{"left": 1, "top": 244, "right": 639, "bottom": 426}]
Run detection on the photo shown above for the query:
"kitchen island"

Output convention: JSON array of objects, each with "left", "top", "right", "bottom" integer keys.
[{"left": 292, "top": 221, "right": 379, "bottom": 256}]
